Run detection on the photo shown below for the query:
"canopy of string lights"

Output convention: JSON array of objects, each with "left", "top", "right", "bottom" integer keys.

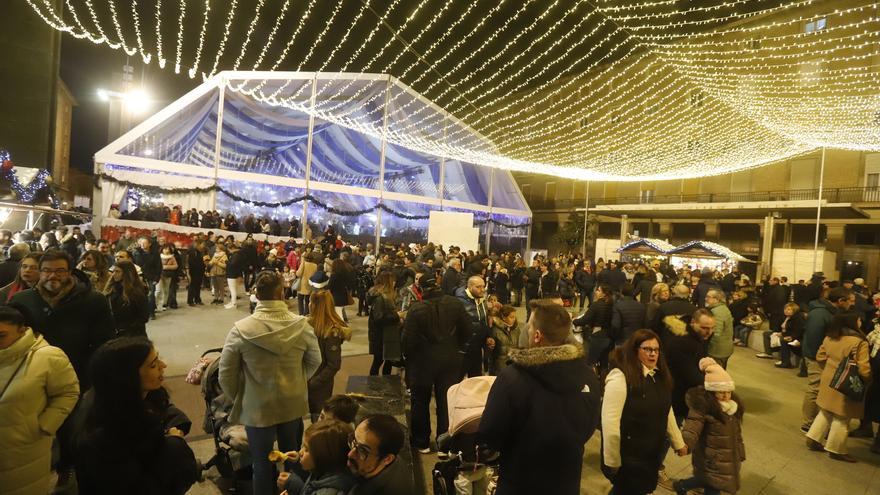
[{"left": 28, "top": 0, "right": 880, "bottom": 181}]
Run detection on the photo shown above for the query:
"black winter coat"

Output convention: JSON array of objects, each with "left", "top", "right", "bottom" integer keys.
[
  {"left": 523, "top": 267, "right": 540, "bottom": 298},
  {"left": 441, "top": 268, "right": 462, "bottom": 296},
  {"left": 133, "top": 247, "right": 161, "bottom": 283},
  {"left": 187, "top": 248, "right": 205, "bottom": 280},
  {"left": 10, "top": 270, "right": 115, "bottom": 389},
  {"left": 329, "top": 270, "right": 356, "bottom": 306},
  {"left": 367, "top": 290, "right": 401, "bottom": 358},
  {"left": 634, "top": 278, "right": 656, "bottom": 304},
  {"left": 694, "top": 279, "right": 721, "bottom": 308},
  {"left": 308, "top": 332, "right": 345, "bottom": 415},
  {"left": 573, "top": 298, "right": 613, "bottom": 336},
  {"left": 653, "top": 297, "right": 698, "bottom": 340},
  {"left": 663, "top": 318, "right": 708, "bottom": 419},
  {"left": 611, "top": 296, "right": 646, "bottom": 344},
  {"left": 402, "top": 289, "right": 471, "bottom": 387},
  {"left": 480, "top": 344, "right": 600, "bottom": 495},
  {"left": 0, "top": 258, "right": 20, "bottom": 287},
  {"left": 574, "top": 270, "right": 595, "bottom": 293}
]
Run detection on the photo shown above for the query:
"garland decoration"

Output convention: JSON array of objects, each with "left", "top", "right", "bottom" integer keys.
[
  {"left": 0, "top": 148, "right": 60, "bottom": 207},
  {"left": 97, "top": 173, "right": 530, "bottom": 227}
]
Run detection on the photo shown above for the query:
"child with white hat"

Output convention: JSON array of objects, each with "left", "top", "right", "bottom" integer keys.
[{"left": 674, "top": 358, "right": 746, "bottom": 495}]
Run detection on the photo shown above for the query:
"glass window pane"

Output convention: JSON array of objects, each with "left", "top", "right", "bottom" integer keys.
[
  {"left": 444, "top": 160, "right": 491, "bottom": 205},
  {"left": 307, "top": 189, "right": 378, "bottom": 246},
  {"left": 491, "top": 170, "right": 529, "bottom": 212},
  {"left": 216, "top": 178, "right": 305, "bottom": 228},
  {"left": 382, "top": 142, "right": 441, "bottom": 197},
  {"left": 490, "top": 214, "right": 530, "bottom": 256},
  {"left": 380, "top": 199, "right": 433, "bottom": 247},
  {"left": 309, "top": 123, "right": 381, "bottom": 189}
]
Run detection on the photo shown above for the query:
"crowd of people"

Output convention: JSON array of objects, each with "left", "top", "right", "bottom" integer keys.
[{"left": 0, "top": 219, "right": 879, "bottom": 495}]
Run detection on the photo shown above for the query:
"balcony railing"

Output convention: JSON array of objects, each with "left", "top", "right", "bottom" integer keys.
[{"left": 527, "top": 186, "right": 880, "bottom": 211}]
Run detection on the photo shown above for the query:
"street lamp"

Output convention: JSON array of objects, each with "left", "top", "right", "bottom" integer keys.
[{"left": 97, "top": 88, "right": 151, "bottom": 140}]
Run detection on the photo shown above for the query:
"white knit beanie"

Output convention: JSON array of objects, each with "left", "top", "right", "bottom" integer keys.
[{"left": 699, "top": 357, "right": 735, "bottom": 392}]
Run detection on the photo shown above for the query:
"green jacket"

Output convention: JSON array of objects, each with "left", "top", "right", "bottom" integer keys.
[{"left": 708, "top": 302, "right": 734, "bottom": 359}]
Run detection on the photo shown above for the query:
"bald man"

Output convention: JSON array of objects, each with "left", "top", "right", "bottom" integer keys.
[{"left": 455, "top": 275, "right": 496, "bottom": 378}]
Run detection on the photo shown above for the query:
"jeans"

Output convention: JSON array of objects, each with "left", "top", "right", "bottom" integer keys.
[
  {"left": 226, "top": 278, "right": 240, "bottom": 306},
  {"left": 512, "top": 287, "right": 522, "bottom": 307},
  {"left": 762, "top": 331, "right": 779, "bottom": 354},
  {"left": 370, "top": 354, "right": 393, "bottom": 376},
  {"left": 298, "top": 294, "right": 310, "bottom": 315},
  {"left": 587, "top": 335, "right": 613, "bottom": 370},
  {"left": 410, "top": 369, "right": 458, "bottom": 449},
  {"left": 187, "top": 273, "right": 203, "bottom": 304},
  {"left": 578, "top": 290, "right": 592, "bottom": 309},
  {"left": 146, "top": 280, "right": 157, "bottom": 316},
  {"left": 211, "top": 275, "right": 225, "bottom": 301},
  {"left": 156, "top": 277, "right": 171, "bottom": 311},
  {"left": 801, "top": 357, "right": 822, "bottom": 427},
  {"left": 245, "top": 419, "right": 304, "bottom": 495},
  {"left": 734, "top": 324, "right": 750, "bottom": 344},
  {"left": 676, "top": 477, "right": 721, "bottom": 495},
  {"left": 807, "top": 409, "right": 851, "bottom": 454},
  {"left": 779, "top": 341, "right": 796, "bottom": 367}
]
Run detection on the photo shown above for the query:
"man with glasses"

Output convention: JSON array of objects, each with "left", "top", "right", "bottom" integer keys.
[
  {"left": 346, "top": 414, "right": 410, "bottom": 495},
  {"left": 10, "top": 250, "right": 115, "bottom": 490}
]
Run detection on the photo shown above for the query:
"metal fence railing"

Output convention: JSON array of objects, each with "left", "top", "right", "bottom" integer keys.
[{"left": 527, "top": 186, "right": 880, "bottom": 211}]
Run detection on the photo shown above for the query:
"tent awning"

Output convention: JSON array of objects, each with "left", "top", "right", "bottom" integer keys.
[
  {"left": 616, "top": 237, "right": 676, "bottom": 254},
  {"left": 667, "top": 240, "right": 751, "bottom": 262}
]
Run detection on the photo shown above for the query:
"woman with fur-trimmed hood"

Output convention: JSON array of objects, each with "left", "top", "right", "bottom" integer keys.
[{"left": 675, "top": 358, "right": 745, "bottom": 495}]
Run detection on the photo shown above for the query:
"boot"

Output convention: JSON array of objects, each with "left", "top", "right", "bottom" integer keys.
[
  {"left": 871, "top": 432, "right": 880, "bottom": 455},
  {"left": 850, "top": 421, "right": 874, "bottom": 438}
]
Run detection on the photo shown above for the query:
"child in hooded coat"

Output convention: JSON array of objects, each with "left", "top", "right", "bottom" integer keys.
[{"left": 675, "top": 358, "right": 746, "bottom": 495}]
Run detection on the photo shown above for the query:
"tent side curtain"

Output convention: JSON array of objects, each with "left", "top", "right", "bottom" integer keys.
[{"left": 101, "top": 165, "right": 215, "bottom": 215}]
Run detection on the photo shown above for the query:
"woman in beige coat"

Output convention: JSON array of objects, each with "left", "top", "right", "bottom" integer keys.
[
  {"left": 0, "top": 306, "right": 79, "bottom": 494},
  {"left": 806, "top": 310, "right": 872, "bottom": 462},
  {"left": 296, "top": 252, "right": 319, "bottom": 316}
]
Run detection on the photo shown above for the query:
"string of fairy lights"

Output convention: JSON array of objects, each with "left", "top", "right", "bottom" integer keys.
[{"left": 24, "top": 0, "right": 880, "bottom": 181}]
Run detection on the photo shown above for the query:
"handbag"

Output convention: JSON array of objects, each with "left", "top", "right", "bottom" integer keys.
[
  {"left": 830, "top": 347, "right": 866, "bottom": 401},
  {"left": 346, "top": 291, "right": 355, "bottom": 306},
  {"left": 290, "top": 277, "right": 301, "bottom": 292}
]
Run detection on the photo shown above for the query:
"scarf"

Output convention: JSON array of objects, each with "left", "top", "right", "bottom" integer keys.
[
  {"left": 36, "top": 278, "right": 76, "bottom": 309},
  {"left": 719, "top": 399, "right": 738, "bottom": 416}
]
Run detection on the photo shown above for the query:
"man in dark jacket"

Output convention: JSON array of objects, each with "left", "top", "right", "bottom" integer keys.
[
  {"left": 133, "top": 236, "right": 161, "bottom": 316},
  {"left": 0, "top": 242, "right": 29, "bottom": 287},
  {"left": 801, "top": 287, "right": 854, "bottom": 430},
  {"left": 403, "top": 275, "right": 472, "bottom": 452},
  {"left": 538, "top": 262, "right": 558, "bottom": 299},
  {"left": 664, "top": 308, "right": 713, "bottom": 422},
  {"left": 523, "top": 259, "right": 541, "bottom": 321},
  {"left": 574, "top": 263, "right": 595, "bottom": 309},
  {"left": 611, "top": 282, "right": 646, "bottom": 345},
  {"left": 10, "top": 250, "right": 115, "bottom": 484},
  {"left": 455, "top": 276, "right": 495, "bottom": 378},
  {"left": 187, "top": 241, "right": 206, "bottom": 306},
  {"left": 762, "top": 277, "right": 788, "bottom": 331},
  {"left": 605, "top": 262, "right": 627, "bottom": 293},
  {"left": 441, "top": 258, "right": 462, "bottom": 296},
  {"left": 653, "top": 284, "right": 697, "bottom": 340},
  {"left": 347, "top": 414, "right": 412, "bottom": 495},
  {"left": 693, "top": 270, "right": 721, "bottom": 308},
  {"left": 480, "top": 300, "right": 601, "bottom": 495}
]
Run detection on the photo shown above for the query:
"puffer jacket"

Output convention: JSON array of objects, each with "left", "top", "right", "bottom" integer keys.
[
  {"left": 218, "top": 300, "right": 322, "bottom": 427},
  {"left": 0, "top": 330, "right": 79, "bottom": 495},
  {"left": 682, "top": 387, "right": 745, "bottom": 494},
  {"left": 707, "top": 302, "right": 734, "bottom": 360},
  {"left": 366, "top": 289, "right": 401, "bottom": 360},
  {"left": 611, "top": 296, "right": 646, "bottom": 345},
  {"left": 489, "top": 317, "right": 522, "bottom": 375},
  {"left": 663, "top": 317, "right": 708, "bottom": 419}
]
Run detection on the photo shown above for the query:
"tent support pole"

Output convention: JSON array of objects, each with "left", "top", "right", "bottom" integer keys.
[
  {"left": 582, "top": 180, "right": 590, "bottom": 259},
  {"left": 375, "top": 76, "right": 392, "bottom": 254},
  {"left": 302, "top": 76, "right": 317, "bottom": 240},
  {"left": 211, "top": 77, "right": 226, "bottom": 212},
  {"left": 812, "top": 147, "right": 825, "bottom": 272}
]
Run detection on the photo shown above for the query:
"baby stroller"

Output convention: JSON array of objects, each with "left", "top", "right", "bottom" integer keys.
[
  {"left": 196, "top": 348, "right": 253, "bottom": 489},
  {"left": 433, "top": 376, "right": 501, "bottom": 495}
]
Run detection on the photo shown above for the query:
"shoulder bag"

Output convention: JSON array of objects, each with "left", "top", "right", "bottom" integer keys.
[{"left": 830, "top": 346, "right": 866, "bottom": 401}]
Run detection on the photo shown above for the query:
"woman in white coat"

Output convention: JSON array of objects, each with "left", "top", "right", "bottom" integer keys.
[{"left": 0, "top": 306, "right": 79, "bottom": 494}]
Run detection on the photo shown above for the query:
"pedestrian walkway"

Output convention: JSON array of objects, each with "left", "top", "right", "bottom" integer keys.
[{"left": 146, "top": 303, "right": 880, "bottom": 494}]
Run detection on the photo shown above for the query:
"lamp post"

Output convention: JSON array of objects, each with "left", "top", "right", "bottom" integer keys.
[{"left": 97, "top": 88, "right": 151, "bottom": 141}]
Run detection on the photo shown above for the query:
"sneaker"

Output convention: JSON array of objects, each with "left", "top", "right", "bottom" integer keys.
[
  {"left": 828, "top": 452, "right": 858, "bottom": 463},
  {"left": 800, "top": 424, "right": 811, "bottom": 434},
  {"left": 657, "top": 470, "right": 675, "bottom": 491},
  {"left": 224, "top": 303, "right": 236, "bottom": 309},
  {"left": 774, "top": 361, "right": 782, "bottom": 366},
  {"left": 732, "top": 338, "right": 741, "bottom": 345},
  {"left": 417, "top": 447, "right": 432, "bottom": 454},
  {"left": 850, "top": 426, "right": 874, "bottom": 438},
  {"left": 437, "top": 451, "right": 451, "bottom": 460},
  {"left": 806, "top": 437, "right": 824, "bottom": 451},
  {"left": 53, "top": 468, "right": 76, "bottom": 493},
  {"left": 755, "top": 353, "right": 774, "bottom": 359}
]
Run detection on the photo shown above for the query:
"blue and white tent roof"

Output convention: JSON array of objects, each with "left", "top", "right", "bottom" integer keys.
[
  {"left": 667, "top": 240, "right": 749, "bottom": 262},
  {"left": 616, "top": 237, "right": 676, "bottom": 254},
  {"left": 94, "top": 72, "right": 530, "bottom": 218}
]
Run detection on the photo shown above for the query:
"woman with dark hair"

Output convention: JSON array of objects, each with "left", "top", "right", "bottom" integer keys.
[
  {"left": 0, "top": 252, "right": 40, "bottom": 303},
  {"left": 328, "top": 258, "right": 356, "bottom": 321},
  {"left": 805, "top": 310, "right": 871, "bottom": 462},
  {"left": 307, "top": 290, "right": 352, "bottom": 423},
  {"left": 602, "top": 329, "right": 687, "bottom": 495},
  {"left": 574, "top": 283, "right": 615, "bottom": 370},
  {"left": 77, "top": 249, "right": 111, "bottom": 291},
  {"left": 366, "top": 271, "right": 401, "bottom": 376},
  {"left": 0, "top": 305, "right": 79, "bottom": 493},
  {"left": 75, "top": 337, "right": 199, "bottom": 494},
  {"left": 105, "top": 261, "right": 150, "bottom": 337}
]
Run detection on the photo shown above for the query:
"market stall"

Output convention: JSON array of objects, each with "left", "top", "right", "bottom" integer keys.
[
  {"left": 615, "top": 237, "right": 675, "bottom": 263},
  {"left": 666, "top": 240, "right": 752, "bottom": 272}
]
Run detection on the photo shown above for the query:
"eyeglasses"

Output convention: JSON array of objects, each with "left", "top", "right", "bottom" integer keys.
[
  {"left": 40, "top": 268, "right": 69, "bottom": 275},
  {"left": 639, "top": 346, "right": 661, "bottom": 355},
  {"left": 348, "top": 435, "right": 372, "bottom": 461}
]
